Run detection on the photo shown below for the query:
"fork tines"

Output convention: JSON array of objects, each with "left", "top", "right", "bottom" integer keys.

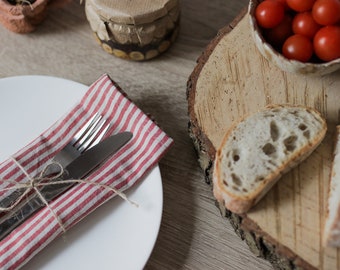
[{"left": 72, "top": 113, "right": 110, "bottom": 153}]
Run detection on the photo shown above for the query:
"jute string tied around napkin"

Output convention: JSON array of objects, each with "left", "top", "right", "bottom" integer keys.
[{"left": 0, "top": 157, "right": 138, "bottom": 233}]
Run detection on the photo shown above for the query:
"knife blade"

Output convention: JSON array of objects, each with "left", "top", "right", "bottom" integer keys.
[{"left": 0, "top": 131, "right": 132, "bottom": 241}]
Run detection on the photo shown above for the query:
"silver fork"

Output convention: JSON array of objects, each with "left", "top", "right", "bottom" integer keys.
[{"left": 0, "top": 113, "right": 110, "bottom": 210}]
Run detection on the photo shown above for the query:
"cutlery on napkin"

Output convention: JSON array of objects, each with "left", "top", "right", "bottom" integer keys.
[
  {"left": 0, "top": 131, "right": 132, "bottom": 241},
  {"left": 0, "top": 74, "right": 173, "bottom": 270}
]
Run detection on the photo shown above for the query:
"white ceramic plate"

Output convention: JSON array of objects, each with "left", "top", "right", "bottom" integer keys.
[{"left": 0, "top": 76, "right": 163, "bottom": 270}]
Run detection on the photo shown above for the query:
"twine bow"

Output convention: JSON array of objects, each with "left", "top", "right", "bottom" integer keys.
[{"left": 0, "top": 157, "right": 138, "bottom": 233}]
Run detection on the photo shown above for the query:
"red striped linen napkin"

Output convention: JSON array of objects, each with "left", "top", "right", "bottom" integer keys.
[{"left": 0, "top": 74, "right": 173, "bottom": 269}]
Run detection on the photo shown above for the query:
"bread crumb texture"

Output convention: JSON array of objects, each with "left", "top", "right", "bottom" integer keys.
[{"left": 213, "top": 104, "right": 326, "bottom": 214}]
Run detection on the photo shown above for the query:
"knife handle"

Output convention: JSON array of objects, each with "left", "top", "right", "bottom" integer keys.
[
  {"left": 0, "top": 193, "right": 46, "bottom": 241},
  {"left": 0, "top": 188, "right": 27, "bottom": 210},
  {"left": 0, "top": 180, "right": 75, "bottom": 241},
  {"left": 0, "top": 163, "right": 63, "bottom": 210}
]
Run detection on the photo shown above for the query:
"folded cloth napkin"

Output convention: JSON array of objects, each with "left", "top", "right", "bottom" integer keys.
[{"left": 0, "top": 74, "right": 173, "bottom": 269}]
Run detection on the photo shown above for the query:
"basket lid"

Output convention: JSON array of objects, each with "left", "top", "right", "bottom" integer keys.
[{"left": 89, "top": 0, "right": 178, "bottom": 25}]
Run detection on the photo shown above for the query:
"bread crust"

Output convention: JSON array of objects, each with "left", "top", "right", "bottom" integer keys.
[
  {"left": 323, "top": 125, "right": 340, "bottom": 247},
  {"left": 213, "top": 104, "right": 327, "bottom": 214}
]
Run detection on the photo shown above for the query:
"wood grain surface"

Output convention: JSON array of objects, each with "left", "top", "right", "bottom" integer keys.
[
  {"left": 188, "top": 7, "right": 340, "bottom": 270},
  {"left": 0, "top": 0, "right": 275, "bottom": 269}
]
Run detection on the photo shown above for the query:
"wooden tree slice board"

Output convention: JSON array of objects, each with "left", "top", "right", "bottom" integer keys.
[{"left": 187, "top": 7, "right": 340, "bottom": 270}]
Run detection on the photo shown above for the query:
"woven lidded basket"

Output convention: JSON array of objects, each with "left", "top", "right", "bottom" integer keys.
[{"left": 85, "top": 0, "right": 180, "bottom": 61}]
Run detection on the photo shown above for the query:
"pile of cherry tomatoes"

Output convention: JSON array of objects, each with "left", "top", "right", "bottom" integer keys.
[{"left": 255, "top": 0, "right": 340, "bottom": 63}]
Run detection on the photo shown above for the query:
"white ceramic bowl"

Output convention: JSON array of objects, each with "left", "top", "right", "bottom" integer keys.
[{"left": 248, "top": 0, "right": 340, "bottom": 76}]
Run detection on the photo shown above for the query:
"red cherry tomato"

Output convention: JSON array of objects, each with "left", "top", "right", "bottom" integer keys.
[
  {"left": 271, "top": 0, "right": 290, "bottom": 10},
  {"left": 286, "top": 0, "right": 316, "bottom": 12},
  {"left": 312, "top": 0, "right": 340, "bottom": 26},
  {"left": 313, "top": 26, "right": 340, "bottom": 61},
  {"left": 292, "top": 12, "right": 321, "bottom": 39},
  {"left": 264, "top": 14, "right": 293, "bottom": 48},
  {"left": 282, "top": 34, "right": 313, "bottom": 62},
  {"left": 255, "top": 0, "right": 285, "bottom": 28}
]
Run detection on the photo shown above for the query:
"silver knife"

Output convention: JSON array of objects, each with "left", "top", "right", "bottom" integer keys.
[{"left": 0, "top": 131, "right": 132, "bottom": 241}]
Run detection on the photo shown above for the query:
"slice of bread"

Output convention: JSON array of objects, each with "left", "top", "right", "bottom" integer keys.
[
  {"left": 213, "top": 104, "right": 327, "bottom": 214},
  {"left": 323, "top": 125, "right": 340, "bottom": 247}
]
